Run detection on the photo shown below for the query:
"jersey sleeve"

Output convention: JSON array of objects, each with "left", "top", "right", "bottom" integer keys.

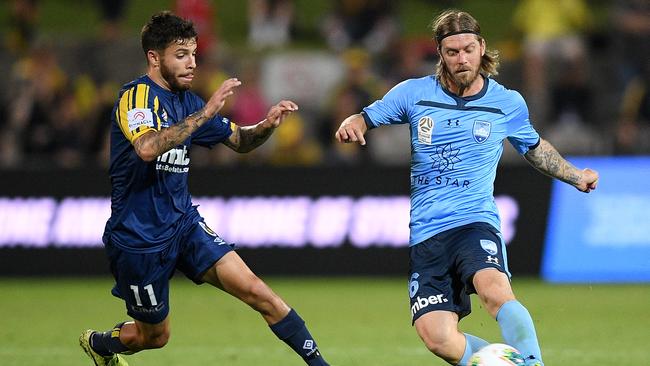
[
  {"left": 191, "top": 95, "right": 235, "bottom": 148},
  {"left": 193, "top": 115, "right": 236, "bottom": 148},
  {"left": 114, "top": 83, "right": 162, "bottom": 143},
  {"left": 505, "top": 91, "right": 540, "bottom": 154},
  {"left": 362, "top": 80, "right": 412, "bottom": 128}
]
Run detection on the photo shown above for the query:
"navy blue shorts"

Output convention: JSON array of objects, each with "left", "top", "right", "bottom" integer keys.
[
  {"left": 106, "top": 220, "right": 233, "bottom": 324},
  {"left": 408, "top": 222, "right": 510, "bottom": 324}
]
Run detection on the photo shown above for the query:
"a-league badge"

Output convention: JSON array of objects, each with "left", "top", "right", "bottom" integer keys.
[
  {"left": 472, "top": 120, "right": 491, "bottom": 143},
  {"left": 418, "top": 116, "right": 434, "bottom": 144}
]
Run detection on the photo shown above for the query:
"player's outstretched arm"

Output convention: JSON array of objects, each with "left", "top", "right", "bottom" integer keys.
[
  {"left": 524, "top": 138, "right": 599, "bottom": 193},
  {"left": 224, "top": 100, "right": 298, "bottom": 153},
  {"left": 133, "top": 78, "right": 241, "bottom": 161},
  {"left": 335, "top": 114, "right": 368, "bottom": 145}
]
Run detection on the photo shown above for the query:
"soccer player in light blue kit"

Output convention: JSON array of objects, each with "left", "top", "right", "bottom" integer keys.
[
  {"left": 336, "top": 9, "right": 599, "bottom": 366},
  {"left": 79, "top": 12, "right": 329, "bottom": 366}
]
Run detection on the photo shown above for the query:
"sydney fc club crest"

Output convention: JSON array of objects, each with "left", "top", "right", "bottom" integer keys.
[
  {"left": 480, "top": 239, "right": 498, "bottom": 255},
  {"left": 473, "top": 120, "right": 491, "bottom": 143}
]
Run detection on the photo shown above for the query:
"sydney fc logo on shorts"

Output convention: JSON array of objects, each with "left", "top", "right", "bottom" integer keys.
[
  {"left": 473, "top": 120, "right": 491, "bottom": 143},
  {"left": 480, "top": 239, "right": 498, "bottom": 255}
]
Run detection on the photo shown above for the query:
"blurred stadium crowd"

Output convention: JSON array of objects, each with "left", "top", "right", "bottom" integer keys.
[{"left": 1, "top": 0, "right": 648, "bottom": 169}]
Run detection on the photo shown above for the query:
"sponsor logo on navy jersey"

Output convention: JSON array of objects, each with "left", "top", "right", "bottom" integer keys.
[
  {"left": 156, "top": 145, "right": 190, "bottom": 173},
  {"left": 127, "top": 108, "right": 155, "bottom": 132}
]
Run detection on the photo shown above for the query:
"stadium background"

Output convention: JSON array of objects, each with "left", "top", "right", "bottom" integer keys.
[{"left": 0, "top": 1, "right": 649, "bottom": 365}]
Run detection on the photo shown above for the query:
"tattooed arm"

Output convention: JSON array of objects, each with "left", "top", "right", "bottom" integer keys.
[
  {"left": 134, "top": 107, "right": 210, "bottom": 161},
  {"left": 524, "top": 138, "right": 599, "bottom": 193},
  {"left": 133, "top": 78, "right": 241, "bottom": 161},
  {"left": 224, "top": 100, "right": 299, "bottom": 153}
]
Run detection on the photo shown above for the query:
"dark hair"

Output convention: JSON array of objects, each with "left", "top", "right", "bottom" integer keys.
[
  {"left": 431, "top": 10, "right": 499, "bottom": 82},
  {"left": 141, "top": 11, "right": 198, "bottom": 55}
]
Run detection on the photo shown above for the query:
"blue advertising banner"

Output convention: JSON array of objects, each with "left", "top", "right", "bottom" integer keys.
[{"left": 542, "top": 157, "right": 650, "bottom": 282}]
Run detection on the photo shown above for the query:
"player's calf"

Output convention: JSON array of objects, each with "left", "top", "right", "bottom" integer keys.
[{"left": 119, "top": 319, "right": 170, "bottom": 351}]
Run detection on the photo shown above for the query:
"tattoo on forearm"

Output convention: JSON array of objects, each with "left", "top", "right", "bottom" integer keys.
[
  {"left": 223, "top": 126, "right": 241, "bottom": 152},
  {"left": 239, "top": 124, "right": 274, "bottom": 151},
  {"left": 225, "top": 122, "right": 275, "bottom": 153},
  {"left": 135, "top": 107, "right": 209, "bottom": 158},
  {"left": 525, "top": 139, "right": 581, "bottom": 186}
]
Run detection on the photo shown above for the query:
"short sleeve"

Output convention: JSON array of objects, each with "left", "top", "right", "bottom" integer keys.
[
  {"left": 191, "top": 95, "right": 234, "bottom": 148},
  {"left": 115, "top": 83, "right": 162, "bottom": 143},
  {"left": 506, "top": 91, "right": 540, "bottom": 154},
  {"left": 362, "top": 80, "right": 412, "bottom": 128},
  {"left": 193, "top": 115, "right": 235, "bottom": 148}
]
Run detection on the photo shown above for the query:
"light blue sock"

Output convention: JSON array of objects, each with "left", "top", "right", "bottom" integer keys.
[
  {"left": 457, "top": 333, "right": 489, "bottom": 366},
  {"left": 496, "top": 300, "right": 544, "bottom": 365}
]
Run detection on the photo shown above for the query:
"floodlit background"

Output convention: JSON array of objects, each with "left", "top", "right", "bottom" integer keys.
[{"left": 0, "top": 1, "right": 649, "bottom": 365}]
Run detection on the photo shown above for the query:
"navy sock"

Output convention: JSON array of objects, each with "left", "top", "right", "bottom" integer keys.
[
  {"left": 90, "top": 322, "right": 131, "bottom": 356},
  {"left": 270, "top": 309, "right": 329, "bottom": 366}
]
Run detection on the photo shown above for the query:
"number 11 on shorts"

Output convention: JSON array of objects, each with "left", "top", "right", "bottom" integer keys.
[{"left": 130, "top": 284, "right": 158, "bottom": 306}]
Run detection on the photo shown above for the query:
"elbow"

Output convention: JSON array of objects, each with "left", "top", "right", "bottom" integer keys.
[
  {"left": 236, "top": 146, "right": 254, "bottom": 154},
  {"left": 132, "top": 133, "right": 160, "bottom": 162},
  {"left": 138, "top": 152, "right": 158, "bottom": 162},
  {"left": 135, "top": 146, "right": 158, "bottom": 162}
]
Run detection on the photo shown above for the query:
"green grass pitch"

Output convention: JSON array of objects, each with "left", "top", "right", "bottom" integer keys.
[{"left": 0, "top": 277, "right": 648, "bottom": 365}]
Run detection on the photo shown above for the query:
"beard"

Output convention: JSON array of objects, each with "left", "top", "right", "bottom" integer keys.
[
  {"left": 160, "top": 62, "right": 192, "bottom": 92},
  {"left": 451, "top": 66, "right": 481, "bottom": 91}
]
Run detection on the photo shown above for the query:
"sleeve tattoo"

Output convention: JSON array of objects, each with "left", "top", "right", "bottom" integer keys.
[
  {"left": 134, "top": 107, "right": 209, "bottom": 160},
  {"left": 524, "top": 138, "right": 581, "bottom": 186},
  {"left": 224, "top": 122, "right": 275, "bottom": 153}
]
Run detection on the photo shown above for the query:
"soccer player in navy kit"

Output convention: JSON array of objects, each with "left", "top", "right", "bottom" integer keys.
[
  {"left": 336, "top": 10, "right": 598, "bottom": 366},
  {"left": 79, "top": 12, "right": 329, "bottom": 366}
]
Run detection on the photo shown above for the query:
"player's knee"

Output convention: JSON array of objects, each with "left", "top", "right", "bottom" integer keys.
[
  {"left": 242, "top": 277, "right": 273, "bottom": 304},
  {"left": 417, "top": 326, "right": 458, "bottom": 358},
  {"left": 474, "top": 273, "right": 515, "bottom": 317},
  {"left": 142, "top": 328, "right": 170, "bottom": 349},
  {"left": 241, "top": 277, "right": 285, "bottom": 315},
  {"left": 422, "top": 334, "right": 456, "bottom": 358},
  {"left": 476, "top": 284, "right": 515, "bottom": 317}
]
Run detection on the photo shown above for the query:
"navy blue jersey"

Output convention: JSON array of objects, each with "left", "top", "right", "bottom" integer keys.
[
  {"left": 363, "top": 76, "right": 540, "bottom": 246},
  {"left": 103, "top": 75, "right": 234, "bottom": 253}
]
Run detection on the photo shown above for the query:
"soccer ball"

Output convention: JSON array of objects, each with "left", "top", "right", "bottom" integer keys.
[{"left": 467, "top": 343, "right": 526, "bottom": 366}]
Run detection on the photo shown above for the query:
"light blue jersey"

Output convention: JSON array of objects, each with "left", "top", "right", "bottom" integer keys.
[{"left": 362, "top": 76, "right": 540, "bottom": 246}]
